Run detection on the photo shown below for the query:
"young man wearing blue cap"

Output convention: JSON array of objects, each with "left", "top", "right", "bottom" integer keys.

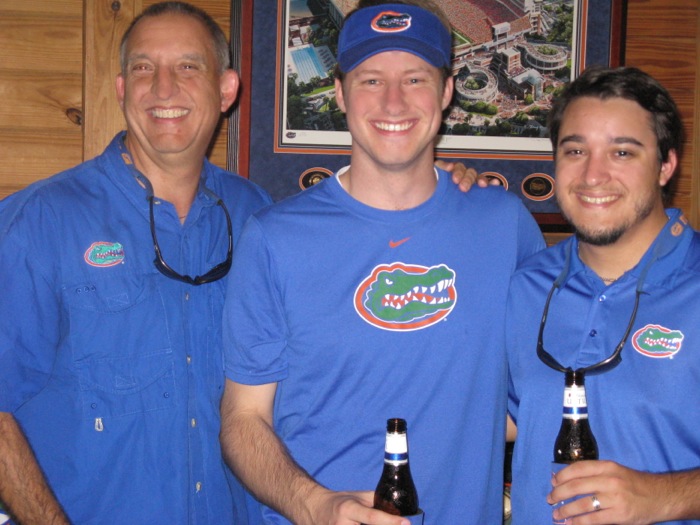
[{"left": 220, "top": 1, "right": 544, "bottom": 523}]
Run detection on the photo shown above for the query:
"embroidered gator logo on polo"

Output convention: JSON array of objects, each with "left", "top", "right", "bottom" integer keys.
[
  {"left": 354, "top": 262, "right": 456, "bottom": 331},
  {"left": 84, "top": 241, "right": 125, "bottom": 267},
  {"left": 632, "top": 324, "right": 683, "bottom": 359},
  {"left": 372, "top": 11, "right": 412, "bottom": 33}
]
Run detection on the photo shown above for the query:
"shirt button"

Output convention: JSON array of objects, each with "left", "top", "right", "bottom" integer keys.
[
  {"left": 185, "top": 292, "right": 190, "bottom": 301},
  {"left": 599, "top": 295, "right": 607, "bottom": 302},
  {"left": 191, "top": 418, "right": 197, "bottom": 428},
  {"left": 589, "top": 329, "right": 597, "bottom": 337},
  {"left": 195, "top": 482, "right": 202, "bottom": 492},
  {"left": 187, "top": 355, "right": 192, "bottom": 364}
]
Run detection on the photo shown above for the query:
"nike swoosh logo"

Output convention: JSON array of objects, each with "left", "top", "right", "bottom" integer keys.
[{"left": 389, "top": 237, "right": 411, "bottom": 248}]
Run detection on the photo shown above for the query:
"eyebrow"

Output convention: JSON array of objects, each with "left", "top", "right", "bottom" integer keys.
[
  {"left": 127, "top": 52, "right": 207, "bottom": 64},
  {"left": 558, "top": 134, "right": 645, "bottom": 147}
]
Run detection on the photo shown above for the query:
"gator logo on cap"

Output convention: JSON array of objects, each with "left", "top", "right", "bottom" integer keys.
[
  {"left": 354, "top": 262, "right": 456, "bottom": 331},
  {"left": 632, "top": 324, "right": 683, "bottom": 359},
  {"left": 84, "top": 241, "right": 125, "bottom": 267},
  {"left": 371, "top": 11, "right": 412, "bottom": 33}
]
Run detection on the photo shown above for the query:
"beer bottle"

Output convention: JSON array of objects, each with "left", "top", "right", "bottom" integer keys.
[
  {"left": 373, "top": 418, "right": 419, "bottom": 517},
  {"left": 552, "top": 369, "right": 598, "bottom": 524}
]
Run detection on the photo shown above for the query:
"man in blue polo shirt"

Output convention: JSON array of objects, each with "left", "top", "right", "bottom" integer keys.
[
  {"left": 219, "top": 1, "right": 544, "bottom": 524},
  {"left": 506, "top": 66, "right": 700, "bottom": 524}
]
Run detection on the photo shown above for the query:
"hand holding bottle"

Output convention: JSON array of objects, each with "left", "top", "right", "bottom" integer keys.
[
  {"left": 305, "top": 487, "right": 411, "bottom": 525},
  {"left": 549, "top": 460, "right": 699, "bottom": 525}
]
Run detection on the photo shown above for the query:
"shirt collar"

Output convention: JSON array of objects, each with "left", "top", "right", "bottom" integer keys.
[{"left": 564, "top": 208, "right": 692, "bottom": 289}]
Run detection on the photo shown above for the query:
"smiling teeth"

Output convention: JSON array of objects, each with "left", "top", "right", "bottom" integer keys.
[
  {"left": 580, "top": 195, "right": 617, "bottom": 204},
  {"left": 151, "top": 108, "right": 189, "bottom": 118},
  {"left": 375, "top": 121, "right": 412, "bottom": 132}
]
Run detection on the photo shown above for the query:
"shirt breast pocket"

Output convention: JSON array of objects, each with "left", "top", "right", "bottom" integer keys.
[{"left": 65, "top": 271, "right": 176, "bottom": 420}]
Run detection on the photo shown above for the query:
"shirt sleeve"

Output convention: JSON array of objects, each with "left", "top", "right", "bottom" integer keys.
[
  {"left": 0, "top": 212, "right": 61, "bottom": 412},
  {"left": 222, "top": 216, "right": 289, "bottom": 385},
  {"left": 516, "top": 203, "right": 547, "bottom": 263}
]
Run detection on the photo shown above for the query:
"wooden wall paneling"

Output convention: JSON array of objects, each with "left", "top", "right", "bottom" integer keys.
[
  {"left": 694, "top": 17, "right": 700, "bottom": 229},
  {"left": 83, "top": 0, "right": 139, "bottom": 162},
  {"left": 625, "top": 0, "right": 699, "bottom": 228},
  {"left": 0, "top": 1, "right": 83, "bottom": 199}
]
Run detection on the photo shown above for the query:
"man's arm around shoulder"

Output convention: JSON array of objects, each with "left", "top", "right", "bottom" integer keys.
[
  {"left": 220, "top": 379, "right": 408, "bottom": 525},
  {"left": 0, "top": 412, "right": 69, "bottom": 525}
]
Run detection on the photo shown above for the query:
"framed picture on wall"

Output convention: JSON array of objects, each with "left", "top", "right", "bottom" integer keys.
[{"left": 232, "top": 0, "right": 626, "bottom": 226}]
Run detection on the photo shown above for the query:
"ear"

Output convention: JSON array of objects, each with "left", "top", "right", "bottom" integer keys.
[
  {"left": 116, "top": 73, "right": 126, "bottom": 111},
  {"left": 659, "top": 149, "right": 678, "bottom": 188},
  {"left": 220, "top": 69, "right": 240, "bottom": 112},
  {"left": 335, "top": 78, "right": 347, "bottom": 113},
  {"left": 441, "top": 75, "right": 454, "bottom": 111}
]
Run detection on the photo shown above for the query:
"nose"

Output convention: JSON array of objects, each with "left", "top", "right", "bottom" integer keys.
[
  {"left": 581, "top": 151, "right": 611, "bottom": 186},
  {"left": 152, "top": 67, "right": 179, "bottom": 99},
  {"left": 382, "top": 81, "right": 408, "bottom": 115}
]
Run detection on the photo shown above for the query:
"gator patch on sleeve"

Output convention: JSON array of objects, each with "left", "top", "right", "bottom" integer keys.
[{"left": 354, "top": 262, "right": 456, "bottom": 331}]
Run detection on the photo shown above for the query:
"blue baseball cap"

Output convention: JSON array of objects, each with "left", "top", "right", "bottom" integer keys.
[{"left": 337, "top": 3, "right": 452, "bottom": 73}]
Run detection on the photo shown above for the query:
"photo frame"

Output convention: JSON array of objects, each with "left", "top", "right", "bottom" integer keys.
[{"left": 233, "top": 0, "right": 626, "bottom": 226}]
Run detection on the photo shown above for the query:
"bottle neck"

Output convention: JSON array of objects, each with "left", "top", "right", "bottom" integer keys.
[
  {"left": 562, "top": 382, "right": 589, "bottom": 421},
  {"left": 384, "top": 432, "right": 409, "bottom": 465}
]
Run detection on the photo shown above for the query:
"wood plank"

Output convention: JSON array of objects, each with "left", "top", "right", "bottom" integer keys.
[
  {"left": 625, "top": 2, "right": 697, "bottom": 39},
  {"left": 0, "top": 16, "right": 82, "bottom": 72},
  {"left": 0, "top": 71, "right": 82, "bottom": 130},
  {"left": 204, "top": 116, "right": 230, "bottom": 168},
  {"left": 0, "top": 1, "right": 81, "bottom": 16},
  {"left": 0, "top": 129, "right": 82, "bottom": 199},
  {"left": 83, "top": 0, "right": 136, "bottom": 161},
  {"left": 624, "top": 0, "right": 699, "bottom": 227}
]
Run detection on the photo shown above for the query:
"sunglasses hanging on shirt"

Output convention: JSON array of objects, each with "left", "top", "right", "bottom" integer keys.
[
  {"left": 535, "top": 241, "right": 658, "bottom": 377},
  {"left": 118, "top": 138, "right": 233, "bottom": 286}
]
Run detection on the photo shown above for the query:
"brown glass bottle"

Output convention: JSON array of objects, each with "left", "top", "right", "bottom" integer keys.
[
  {"left": 373, "top": 418, "right": 419, "bottom": 516},
  {"left": 552, "top": 370, "right": 598, "bottom": 524},
  {"left": 553, "top": 370, "right": 598, "bottom": 464}
]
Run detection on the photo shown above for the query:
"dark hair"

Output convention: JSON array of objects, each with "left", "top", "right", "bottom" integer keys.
[
  {"left": 335, "top": 0, "right": 452, "bottom": 82},
  {"left": 119, "top": 1, "right": 231, "bottom": 75},
  {"left": 548, "top": 66, "right": 683, "bottom": 166}
]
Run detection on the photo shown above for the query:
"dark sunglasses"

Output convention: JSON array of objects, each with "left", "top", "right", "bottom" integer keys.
[
  {"left": 536, "top": 280, "right": 642, "bottom": 376},
  {"left": 148, "top": 194, "right": 233, "bottom": 285}
]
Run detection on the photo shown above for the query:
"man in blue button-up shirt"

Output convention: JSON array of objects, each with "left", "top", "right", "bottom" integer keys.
[{"left": 0, "top": 3, "right": 271, "bottom": 524}]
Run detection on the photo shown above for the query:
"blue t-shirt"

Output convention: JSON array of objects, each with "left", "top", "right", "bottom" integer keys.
[
  {"left": 507, "top": 209, "right": 700, "bottom": 525},
  {"left": 224, "top": 169, "right": 545, "bottom": 524},
  {"left": 0, "top": 133, "right": 271, "bottom": 524}
]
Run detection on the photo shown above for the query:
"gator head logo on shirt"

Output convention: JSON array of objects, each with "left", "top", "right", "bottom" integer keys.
[
  {"left": 632, "top": 324, "right": 684, "bottom": 359},
  {"left": 84, "top": 241, "right": 125, "bottom": 267},
  {"left": 372, "top": 11, "right": 412, "bottom": 32},
  {"left": 354, "top": 262, "right": 457, "bottom": 331}
]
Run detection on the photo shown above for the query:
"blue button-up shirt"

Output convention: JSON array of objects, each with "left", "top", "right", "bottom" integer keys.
[{"left": 0, "top": 133, "right": 271, "bottom": 524}]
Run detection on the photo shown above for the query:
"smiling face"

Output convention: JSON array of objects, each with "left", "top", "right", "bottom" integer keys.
[
  {"left": 116, "top": 13, "right": 238, "bottom": 169},
  {"left": 554, "top": 96, "right": 677, "bottom": 246},
  {"left": 335, "top": 50, "right": 453, "bottom": 175}
]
